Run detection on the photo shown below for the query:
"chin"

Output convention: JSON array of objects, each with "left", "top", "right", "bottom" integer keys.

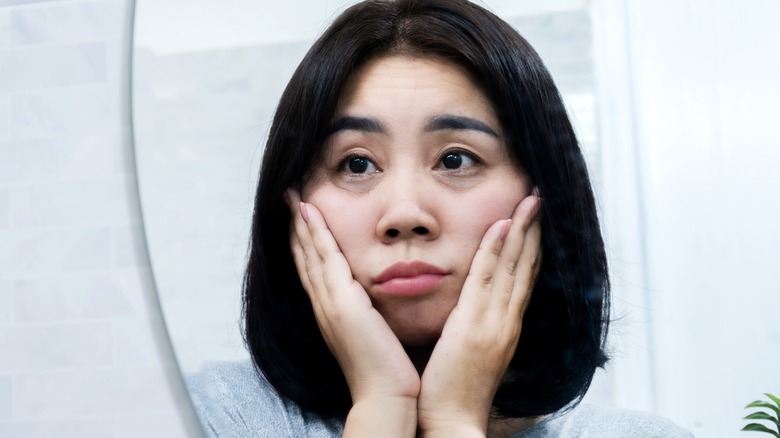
[
  {"left": 373, "top": 294, "right": 457, "bottom": 347},
  {"left": 366, "top": 277, "right": 460, "bottom": 345},
  {"left": 385, "top": 313, "right": 447, "bottom": 347}
]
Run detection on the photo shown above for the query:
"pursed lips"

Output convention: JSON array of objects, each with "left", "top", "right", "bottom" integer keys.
[{"left": 373, "top": 261, "right": 448, "bottom": 296}]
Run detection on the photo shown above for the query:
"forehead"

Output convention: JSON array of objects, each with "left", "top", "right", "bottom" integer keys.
[{"left": 335, "top": 55, "right": 497, "bottom": 122}]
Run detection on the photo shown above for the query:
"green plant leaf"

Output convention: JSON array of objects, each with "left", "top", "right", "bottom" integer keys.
[
  {"left": 745, "top": 412, "right": 778, "bottom": 422},
  {"left": 742, "top": 423, "right": 780, "bottom": 437},
  {"left": 748, "top": 401, "right": 780, "bottom": 419},
  {"left": 766, "top": 394, "right": 780, "bottom": 410}
]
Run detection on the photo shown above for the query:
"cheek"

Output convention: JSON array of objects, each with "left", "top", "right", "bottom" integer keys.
[
  {"left": 450, "top": 204, "right": 514, "bottom": 259},
  {"left": 302, "top": 185, "right": 375, "bottom": 262},
  {"left": 452, "top": 180, "right": 529, "bottom": 239}
]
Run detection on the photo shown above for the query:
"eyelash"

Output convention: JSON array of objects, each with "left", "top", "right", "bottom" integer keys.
[
  {"left": 337, "top": 153, "right": 380, "bottom": 175},
  {"left": 435, "top": 148, "right": 482, "bottom": 171},
  {"left": 336, "top": 148, "right": 482, "bottom": 175}
]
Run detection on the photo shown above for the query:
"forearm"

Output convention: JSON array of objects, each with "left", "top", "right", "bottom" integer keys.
[{"left": 343, "top": 396, "right": 418, "bottom": 437}]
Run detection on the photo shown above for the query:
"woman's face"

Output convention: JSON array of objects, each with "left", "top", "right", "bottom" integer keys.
[{"left": 302, "top": 55, "right": 531, "bottom": 346}]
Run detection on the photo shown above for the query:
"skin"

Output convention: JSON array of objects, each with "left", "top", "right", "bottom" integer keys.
[{"left": 286, "top": 55, "right": 543, "bottom": 437}]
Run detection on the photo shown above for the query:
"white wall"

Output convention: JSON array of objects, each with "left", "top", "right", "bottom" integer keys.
[
  {"left": 594, "top": 0, "right": 780, "bottom": 435},
  {"left": 0, "top": 0, "right": 198, "bottom": 436}
]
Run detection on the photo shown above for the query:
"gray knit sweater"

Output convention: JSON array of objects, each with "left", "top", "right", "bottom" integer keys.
[{"left": 187, "top": 361, "right": 692, "bottom": 437}]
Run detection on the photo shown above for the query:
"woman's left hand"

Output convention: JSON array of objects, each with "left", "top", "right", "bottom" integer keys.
[{"left": 416, "top": 192, "right": 543, "bottom": 437}]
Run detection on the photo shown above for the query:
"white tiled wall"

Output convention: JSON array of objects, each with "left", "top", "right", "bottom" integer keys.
[{"left": 0, "top": 0, "right": 199, "bottom": 435}]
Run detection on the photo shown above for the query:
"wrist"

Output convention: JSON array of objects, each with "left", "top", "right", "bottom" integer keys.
[
  {"left": 418, "top": 409, "right": 488, "bottom": 438},
  {"left": 344, "top": 396, "right": 418, "bottom": 437},
  {"left": 421, "top": 422, "right": 485, "bottom": 438}
]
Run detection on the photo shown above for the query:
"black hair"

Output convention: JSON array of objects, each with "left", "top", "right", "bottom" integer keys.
[{"left": 243, "top": 0, "right": 609, "bottom": 420}]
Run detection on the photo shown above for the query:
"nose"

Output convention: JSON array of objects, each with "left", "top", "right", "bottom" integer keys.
[{"left": 376, "top": 176, "right": 440, "bottom": 243}]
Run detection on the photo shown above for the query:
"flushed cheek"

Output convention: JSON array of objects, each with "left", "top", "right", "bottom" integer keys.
[
  {"left": 450, "top": 190, "right": 525, "bottom": 240},
  {"left": 303, "top": 186, "right": 378, "bottom": 271}
]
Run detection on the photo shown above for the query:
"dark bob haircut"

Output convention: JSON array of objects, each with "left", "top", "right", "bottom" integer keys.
[{"left": 243, "top": 0, "right": 609, "bottom": 420}]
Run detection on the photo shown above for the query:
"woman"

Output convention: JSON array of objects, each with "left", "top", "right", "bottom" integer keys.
[{"left": 188, "top": 0, "right": 691, "bottom": 436}]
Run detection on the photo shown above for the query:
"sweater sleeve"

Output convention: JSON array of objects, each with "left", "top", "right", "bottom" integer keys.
[
  {"left": 186, "top": 361, "right": 295, "bottom": 437},
  {"left": 516, "top": 403, "right": 694, "bottom": 438}
]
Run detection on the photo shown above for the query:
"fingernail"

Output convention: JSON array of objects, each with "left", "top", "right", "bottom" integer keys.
[
  {"left": 299, "top": 202, "right": 309, "bottom": 223},
  {"left": 532, "top": 186, "right": 540, "bottom": 197},
  {"left": 499, "top": 219, "right": 512, "bottom": 240},
  {"left": 532, "top": 197, "right": 543, "bottom": 216}
]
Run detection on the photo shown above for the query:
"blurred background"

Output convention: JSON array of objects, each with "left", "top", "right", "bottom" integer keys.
[{"left": 1, "top": 0, "right": 778, "bottom": 436}]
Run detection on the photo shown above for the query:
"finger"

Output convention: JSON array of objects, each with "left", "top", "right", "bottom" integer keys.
[
  {"left": 509, "top": 215, "right": 542, "bottom": 314},
  {"left": 289, "top": 232, "right": 315, "bottom": 295},
  {"left": 292, "top": 227, "right": 338, "bottom": 347},
  {"left": 459, "top": 219, "right": 512, "bottom": 310},
  {"left": 301, "top": 202, "right": 344, "bottom": 262},
  {"left": 302, "top": 202, "right": 367, "bottom": 304},
  {"left": 490, "top": 194, "right": 542, "bottom": 310},
  {"left": 286, "top": 189, "right": 327, "bottom": 299},
  {"left": 284, "top": 187, "right": 301, "bottom": 213},
  {"left": 533, "top": 246, "right": 543, "bottom": 281},
  {"left": 303, "top": 203, "right": 351, "bottom": 270}
]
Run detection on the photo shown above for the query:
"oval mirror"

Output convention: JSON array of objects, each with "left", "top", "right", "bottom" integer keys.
[
  {"left": 131, "top": 1, "right": 780, "bottom": 436},
  {"left": 131, "top": 0, "right": 614, "bottom": 413}
]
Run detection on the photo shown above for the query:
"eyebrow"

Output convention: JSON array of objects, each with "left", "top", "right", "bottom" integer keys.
[
  {"left": 327, "top": 116, "right": 387, "bottom": 135},
  {"left": 326, "top": 114, "right": 499, "bottom": 138},
  {"left": 424, "top": 114, "right": 499, "bottom": 138}
]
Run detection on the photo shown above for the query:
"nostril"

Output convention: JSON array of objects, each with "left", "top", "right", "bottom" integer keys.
[{"left": 384, "top": 227, "right": 429, "bottom": 238}]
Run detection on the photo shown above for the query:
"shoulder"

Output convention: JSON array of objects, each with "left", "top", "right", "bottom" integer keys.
[
  {"left": 185, "top": 361, "right": 343, "bottom": 438},
  {"left": 516, "top": 403, "right": 693, "bottom": 438}
]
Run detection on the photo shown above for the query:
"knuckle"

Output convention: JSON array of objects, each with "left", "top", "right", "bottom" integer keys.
[
  {"left": 505, "top": 260, "right": 518, "bottom": 277},
  {"left": 502, "top": 282, "right": 515, "bottom": 297},
  {"left": 480, "top": 273, "right": 494, "bottom": 288},
  {"left": 303, "top": 251, "right": 314, "bottom": 270},
  {"left": 466, "top": 271, "right": 494, "bottom": 289}
]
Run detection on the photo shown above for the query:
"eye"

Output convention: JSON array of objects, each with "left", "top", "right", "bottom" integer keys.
[
  {"left": 342, "top": 155, "right": 379, "bottom": 174},
  {"left": 438, "top": 149, "right": 479, "bottom": 170}
]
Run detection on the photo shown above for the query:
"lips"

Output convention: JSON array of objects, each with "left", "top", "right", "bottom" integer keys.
[{"left": 373, "top": 261, "right": 448, "bottom": 296}]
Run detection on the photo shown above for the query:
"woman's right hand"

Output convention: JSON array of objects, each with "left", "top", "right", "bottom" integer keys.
[{"left": 286, "top": 189, "right": 419, "bottom": 436}]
